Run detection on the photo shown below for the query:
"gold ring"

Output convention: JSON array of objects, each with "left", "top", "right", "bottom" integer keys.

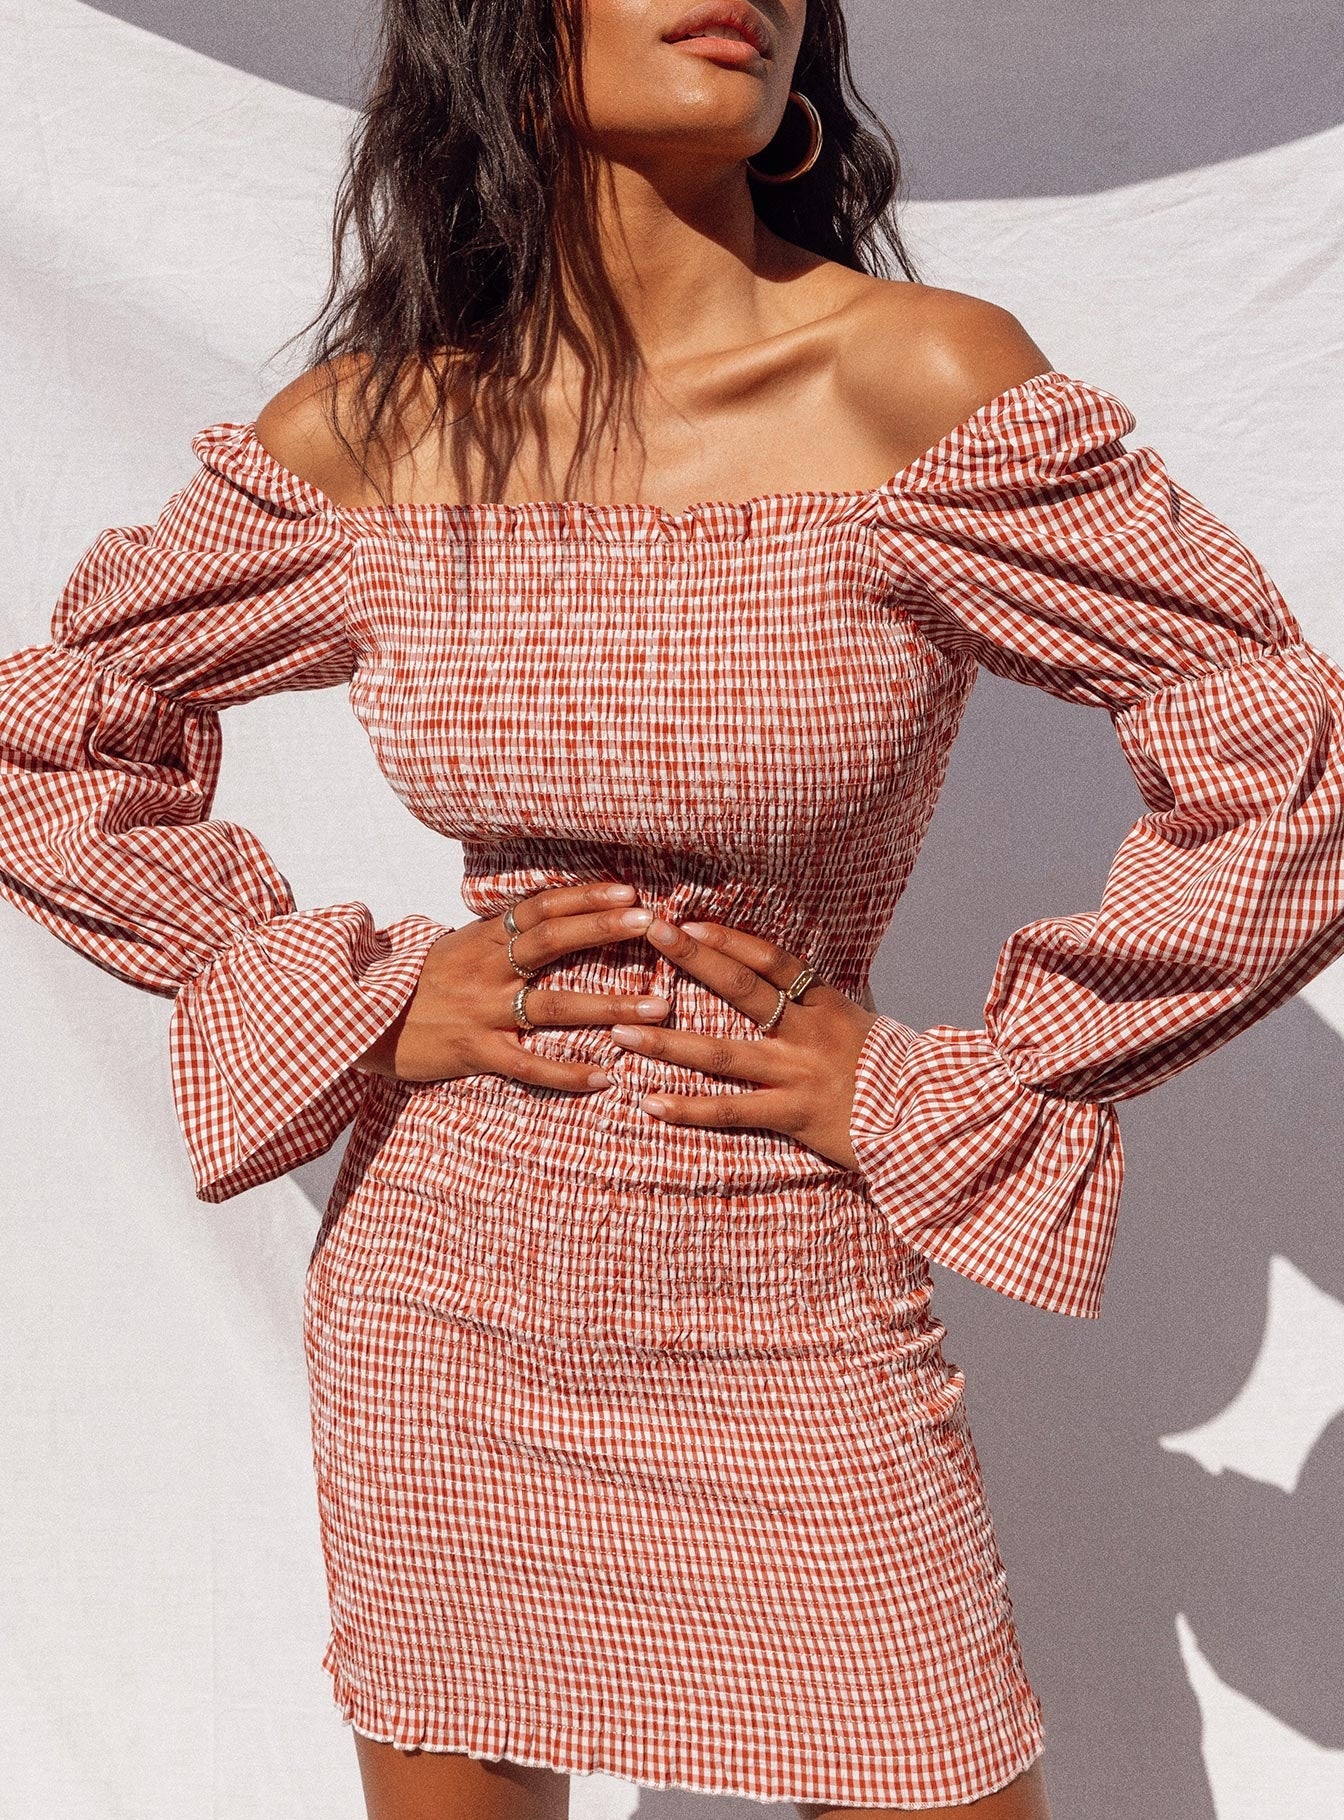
[
  {"left": 503, "top": 902, "right": 522, "bottom": 937},
  {"left": 512, "top": 982, "right": 536, "bottom": 1030},
  {"left": 784, "top": 962, "right": 821, "bottom": 1002},
  {"left": 507, "top": 929, "right": 539, "bottom": 979},
  {"left": 757, "top": 985, "right": 788, "bottom": 1033}
]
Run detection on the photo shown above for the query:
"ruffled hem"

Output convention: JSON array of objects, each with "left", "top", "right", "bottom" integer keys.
[
  {"left": 849, "top": 1014, "right": 1123, "bottom": 1320},
  {"left": 169, "top": 907, "right": 453, "bottom": 1202},
  {"left": 321, "top": 1641, "right": 1048, "bottom": 1810}
]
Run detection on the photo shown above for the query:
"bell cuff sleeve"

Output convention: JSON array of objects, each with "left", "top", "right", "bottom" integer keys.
[
  {"left": 848, "top": 1016, "right": 1124, "bottom": 1319},
  {"left": 851, "top": 369, "right": 1344, "bottom": 1320},
  {"left": 170, "top": 906, "right": 451, "bottom": 1203},
  {"left": 0, "top": 421, "right": 456, "bottom": 1203}
]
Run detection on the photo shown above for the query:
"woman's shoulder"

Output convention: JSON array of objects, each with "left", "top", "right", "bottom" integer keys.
[
  {"left": 252, "top": 349, "right": 477, "bottom": 509},
  {"left": 251, "top": 354, "right": 382, "bottom": 508},
  {"left": 833, "top": 275, "right": 1058, "bottom": 476},
  {"left": 247, "top": 286, "right": 1061, "bottom": 508}
]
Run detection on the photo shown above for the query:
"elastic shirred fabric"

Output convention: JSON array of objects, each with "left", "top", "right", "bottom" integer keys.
[{"left": 3, "top": 368, "right": 1343, "bottom": 1806}]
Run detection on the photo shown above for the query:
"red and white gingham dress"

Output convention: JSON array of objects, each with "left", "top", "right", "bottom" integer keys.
[{"left": 4, "top": 369, "right": 1344, "bottom": 1808}]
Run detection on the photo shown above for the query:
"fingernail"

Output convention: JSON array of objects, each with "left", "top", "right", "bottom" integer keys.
[
  {"left": 587, "top": 1070, "right": 613, "bottom": 1088},
  {"left": 604, "top": 884, "right": 636, "bottom": 900},
  {"left": 610, "top": 1025, "right": 642, "bottom": 1043},
  {"left": 647, "top": 917, "right": 678, "bottom": 940},
  {"left": 636, "top": 998, "right": 668, "bottom": 1016},
  {"left": 621, "top": 907, "right": 653, "bottom": 928},
  {"left": 643, "top": 1096, "right": 669, "bottom": 1115},
  {"left": 682, "top": 922, "right": 708, "bottom": 938}
]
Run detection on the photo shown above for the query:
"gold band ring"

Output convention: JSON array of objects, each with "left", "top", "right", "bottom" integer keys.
[
  {"left": 507, "top": 930, "right": 539, "bottom": 979},
  {"left": 503, "top": 902, "right": 539, "bottom": 979},
  {"left": 758, "top": 957, "right": 824, "bottom": 1033},
  {"left": 512, "top": 982, "right": 536, "bottom": 1030},
  {"left": 757, "top": 986, "right": 788, "bottom": 1033}
]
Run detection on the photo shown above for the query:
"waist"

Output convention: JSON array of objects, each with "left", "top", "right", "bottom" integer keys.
[
  {"left": 370, "top": 1058, "right": 856, "bottom": 1200},
  {"left": 321, "top": 1073, "right": 934, "bottom": 1354},
  {"left": 510, "top": 952, "right": 872, "bottom": 1110}
]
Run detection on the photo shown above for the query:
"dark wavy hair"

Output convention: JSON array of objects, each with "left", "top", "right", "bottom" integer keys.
[{"left": 276, "top": 0, "right": 923, "bottom": 504}]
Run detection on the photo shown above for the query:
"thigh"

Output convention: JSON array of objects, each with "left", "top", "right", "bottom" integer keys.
[
  {"left": 796, "top": 1752, "right": 1051, "bottom": 1820},
  {"left": 352, "top": 1730, "right": 570, "bottom": 1820}
]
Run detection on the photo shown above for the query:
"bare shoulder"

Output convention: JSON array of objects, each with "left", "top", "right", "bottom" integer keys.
[
  {"left": 837, "top": 277, "right": 1055, "bottom": 462},
  {"left": 252, "top": 353, "right": 384, "bottom": 504}
]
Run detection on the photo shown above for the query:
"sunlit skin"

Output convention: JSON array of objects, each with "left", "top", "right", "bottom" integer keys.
[{"left": 265, "top": 1, "right": 1058, "bottom": 1815}]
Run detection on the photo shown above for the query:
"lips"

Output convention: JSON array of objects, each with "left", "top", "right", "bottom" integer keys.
[{"left": 663, "top": 2, "right": 772, "bottom": 59}]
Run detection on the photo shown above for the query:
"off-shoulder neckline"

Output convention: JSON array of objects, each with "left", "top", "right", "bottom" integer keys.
[{"left": 192, "top": 368, "right": 1132, "bottom": 542}]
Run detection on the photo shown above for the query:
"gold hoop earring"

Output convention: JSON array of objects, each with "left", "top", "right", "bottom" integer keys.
[{"left": 745, "top": 89, "right": 823, "bottom": 185}]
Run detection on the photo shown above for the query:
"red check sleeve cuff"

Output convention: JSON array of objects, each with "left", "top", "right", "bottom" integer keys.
[{"left": 168, "top": 906, "right": 453, "bottom": 1202}]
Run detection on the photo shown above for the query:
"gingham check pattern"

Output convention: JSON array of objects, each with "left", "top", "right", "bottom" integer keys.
[
  {"left": 0, "top": 456, "right": 453, "bottom": 1200},
  {"left": 2, "top": 368, "right": 1341, "bottom": 1806},
  {"left": 854, "top": 375, "right": 1344, "bottom": 1320}
]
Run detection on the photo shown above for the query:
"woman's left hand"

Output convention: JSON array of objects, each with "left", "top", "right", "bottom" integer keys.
[{"left": 609, "top": 915, "right": 879, "bottom": 1170}]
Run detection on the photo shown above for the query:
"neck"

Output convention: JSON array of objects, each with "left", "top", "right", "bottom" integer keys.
[{"left": 575, "top": 157, "right": 790, "bottom": 370}]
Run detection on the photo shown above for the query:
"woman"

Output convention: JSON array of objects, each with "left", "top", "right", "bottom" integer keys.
[{"left": 3, "top": 0, "right": 1342, "bottom": 1816}]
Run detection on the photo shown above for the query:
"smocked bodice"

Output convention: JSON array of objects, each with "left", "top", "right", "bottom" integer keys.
[{"left": 4, "top": 368, "right": 1342, "bottom": 1319}]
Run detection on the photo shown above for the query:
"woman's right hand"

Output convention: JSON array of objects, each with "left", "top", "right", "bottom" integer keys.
[{"left": 353, "top": 881, "right": 669, "bottom": 1090}]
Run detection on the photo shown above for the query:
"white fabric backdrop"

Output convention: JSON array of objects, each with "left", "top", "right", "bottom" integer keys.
[{"left": 2, "top": 3, "right": 1341, "bottom": 1814}]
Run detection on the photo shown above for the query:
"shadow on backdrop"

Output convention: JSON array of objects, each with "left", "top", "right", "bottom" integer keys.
[{"left": 86, "top": 0, "right": 1344, "bottom": 198}]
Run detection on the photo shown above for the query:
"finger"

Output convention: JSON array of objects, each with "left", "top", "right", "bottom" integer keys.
[
  {"left": 485, "top": 1033, "right": 614, "bottom": 1093},
  {"left": 513, "top": 987, "right": 671, "bottom": 1028},
  {"left": 506, "top": 902, "right": 655, "bottom": 973},
  {"left": 508, "top": 880, "right": 638, "bottom": 932},
  {"left": 607, "top": 1020, "right": 786, "bottom": 1085},
  {"left": 638, "top": 1084, "right": 792, "bottom": 1132},
  {"left": 679, "top": 920, "right": 817, "bottom": 996},
  {"left": 642, "top": 917, "right": 787, "bottom": 1026}
]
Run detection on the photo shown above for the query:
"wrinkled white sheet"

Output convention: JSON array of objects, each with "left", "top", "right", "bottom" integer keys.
[{"left": 1, "top": 2, "right": 1340, "bottom": 1815}]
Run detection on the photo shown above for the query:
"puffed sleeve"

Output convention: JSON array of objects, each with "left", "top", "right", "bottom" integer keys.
[
  {"left": 851, "top": 368, "right": 1344, "bottom": 1319},
  {"left": 0, "top": 421, "right": 454, "bottom": 1203}
]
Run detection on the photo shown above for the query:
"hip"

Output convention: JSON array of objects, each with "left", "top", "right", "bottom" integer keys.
[{"left": 308, "top": 1069, "right": 937, "bottom": 1358}]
